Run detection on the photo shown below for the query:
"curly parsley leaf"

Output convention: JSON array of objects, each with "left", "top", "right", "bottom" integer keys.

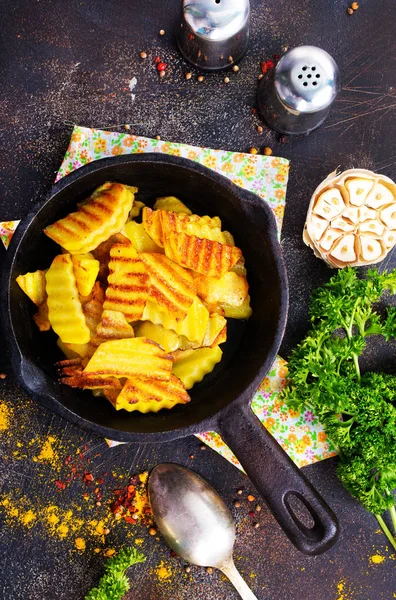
[{"left": 85, "top": 547, "right": 146, "bottom": 600}]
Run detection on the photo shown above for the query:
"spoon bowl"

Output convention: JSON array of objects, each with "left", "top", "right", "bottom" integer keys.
[{"left": 149, "top": 463, "right": 259, "bottom": 600}]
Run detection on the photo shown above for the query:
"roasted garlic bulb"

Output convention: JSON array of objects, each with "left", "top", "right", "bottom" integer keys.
[{"left": 304, "top": 169, "right": 396, "bottom": 268}]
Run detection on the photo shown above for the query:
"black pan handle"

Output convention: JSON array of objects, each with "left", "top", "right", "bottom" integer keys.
[{"left": 217, "top": 401, "right": 339, "bottom": 555}]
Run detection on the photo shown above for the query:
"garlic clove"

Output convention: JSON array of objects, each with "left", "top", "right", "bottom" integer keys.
[
  {"left": 359, "top": 220, "right": 385, "bottom": 237},
  {"left": 379, "top": 203, "right": 396, "bottom": 229},
  {"left": 345, "top": 178, "right": 374, "bottom": 206},
  {"left": 319, "top": 228, "right": 344, "bottom": 252},
  {"left": 313, "top": 188, "right": 345, "bottom": 220},
  {"left": 307, "top": 214, "right": 330, "bottom": 241},
  {"left": 359, "top": 236, "right": 384, "bottom": 262},
  {"left": 365, "top": 183, "right": 394, "bottom": 209},
  {"left": 331, "top": 217, "right": 355, "bottom": 232},
  {"left": 359, "top": 206, "right": 377, "bottom": 222},
  {"left": 383, "top": 230, "right": 396, "bottom": 248},
  {"left": 330, "top": 234, "right": 357, "bottom": 263},
  {"left": 343, "top": 206, "right": 359, "bottom": 224}
]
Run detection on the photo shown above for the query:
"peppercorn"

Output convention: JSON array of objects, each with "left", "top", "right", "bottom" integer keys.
[
  {"left": 139, "top": 51, "right": 147, "bottom": 59},
  {"left": 247, "top": 494, "right": 256, "bottom": 502},
  {"left": 224, "top": 76, "right": 230, "bottom": 84},
  {"left": 249, "top": 148, "right": 258, "bottom": 155},
  {"left": 155, "top": 135, "right": 161, "bottom": 140},
  {"left": 159, "top": 29, "right": 165, "bottom": 35},
  {"left": 185, "top": 72, "right": 192, "bottom": 80},
  {"left": 149, "top": 527, "right": 157, "bottom": 536},
  {"left": 104, "top": 528, "right": 110, "bottom": 535},
  {"left": 232, "top": 65, "right": 240, "bottom": 73},
  {"left": 197, "top": 75, "right": 205, "bottom": 82},
  {"left": 189, "top": 454, "right": 195, "bottom": 459},
  {"left": 234, "top": 501, "right": 241, "bottom": 508},
  {"left": 185, "top": 566, "right": 191, "bottom": 573},
  {"left": 237, "top": 489, "right": 243, "bottom": 495},
  {"left": 351, "top": 1, "right": 359, "bottom": 8},
  {"left": 263, "top": 146, "right": 273, "bottom": 156},
  {"left": 228, "top": 56, "right": 233, "bottom": 63},
  {"left": 124, "top": 124, "right": 130, "bottom": 131},
  {"left": 347, "top": 7, "right": 354, "bottom": 14},
  {"left": 257, "top": 125, "right": 263, "bottom": 133}
]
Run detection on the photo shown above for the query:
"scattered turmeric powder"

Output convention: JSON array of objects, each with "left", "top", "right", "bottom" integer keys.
[
  {"left": 33, "top": 435, "right": 60, "bottom": 467},
  {"left": 154, "top": 560, "right": 173, "bottom": 582},
  {"left": 370, "top": 553, "right": 386, "bottom": 564},
  {"left": 0, "top": 401, "right": 13, "bottom": 431},
  {"left": 75, "top": 537, "right": 86, "bottom": 552}
]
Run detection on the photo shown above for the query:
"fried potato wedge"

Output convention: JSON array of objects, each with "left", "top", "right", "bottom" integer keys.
[
  {"left": 33, "top": 300, "right": 51, "bottom": 331},
  {"left": 141, "top": 253, "right": 195, "bottom": 321},
  {"left": 122, "top": 221, "right": 163, "bottom": 253},
  {"left": 142, "top": 207, "right": 163, "bottom": 247},
  {"left": 142, "top": 297, "right": 209, "bottom": 344},
  {"left": 95, "top": 310, "right": 134, "bottom": 340},
  {"left": 44, "top": 183, "right": 135, "bottom": 254},
  {"left": 16, "top": 270, "right": 47, "bottom": 306},
  {"left": 114, "top": 373, "right": 189, "bottom": 413},
  {"left": 58, "top": 361, "right": 122, "bottom": 390},
  {"left": 84, "top": 337, "right": 173, "bottom": 380},
  {"left": 103, "top": 244, "right": 150, "bottom": 322},
  {"left": 46, "top": 254, "right": 90, "bottom": 344},
  {"left": 129, "top": 200, "right": 145, "bottom": 219},
  {"left": 172, "top": 345, "right": 222, "bottom": 389},
  {"left": 164, "top": 232, "right": 242, "bottom": 277},
  {"left": 223, "top": 295, "right": 252, "bottom": 319},
  {"left": 134, "top": 321, "right": 181, "bottom": 352},
  {"left": 91, "top": 232, "right": 130, "bottom": 282},
  {"left": 72, "top": 253, "right": 100, "bottom": 297},
  {"left": 194, "top": 271, "right": 248, "bottom": 308},
  {"left": 82, "top": 281, "right": 105, "bottom": 334},
  {"left": 154, "top": 196, "right": 192, "bottom": 215}
]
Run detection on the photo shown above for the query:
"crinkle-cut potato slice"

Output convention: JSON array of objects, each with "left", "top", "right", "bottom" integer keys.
[
  {"left": 223, "top": 295, "right": 252, "bottom": 320},
  {"left": 16, "top": 270, "right": 47, "bottom": 306},
  {"left": 164, "top": 231, "right": 242, "bottom": 277},
  {"left": 122, "top": 221, "right": 163, "bottom": 253},
  {"left": 46, "top": 254, "right": 90, "bottom": 344},
  {"left": 83, "top": 337, "right": 173, "bottom": 380},
  {"left": 173, "top": 345, "right": 223, "bottom": 390},
  {"left": 129, "top": 200, "right": 145, "bottom": 219},
  {"left": 91, "top": 232, "right": 130, "bottom": 282},
  {"left": 154, "top": 196, "right": 192, "bottom": 215},
  {"left": 57, "top": 338, "right": 90, "bottom": 360},
  {"left": 82, "top": 282, "right": 105, "bottom": 335},
  {"left": 71, "top": 253, "right": 100, "bottom": 297},
  {"left": 142, "top": 207, "right": 163, "bottom": 247},
  {"left": 202, "top": 314, "right": 227, "bottom": 347},
  {"left": 134, "top": 321, "right": 181, "bottom": 353},
  {"left": 95, "top": 310, "right": 134, "bottom": 340},
  {"left": 57, "top": 361, "right": 122, "bottom": 390},
  {"left": 113, "top": 373, "right": 190, "bottom": 413},
  {"left": 194, "top": 271, "right": 248, "bottom": 308},
  {"left": 103, "top": 244, "right": 150, "bottom": 322},
  {"left": 141, "top": 253, "right": 195, "bottom": 321},
  {"left": 160, "top": 210, "right": 226, "bottom": 244},
  {"left": 304, "top": 168, "right": 396, "bottom": 267},
  {"left": 33, "top": 300, "right": 51, "bottom": 331},
  {"left": 44, "top": 182, "right": 136, "bottom": 254},
  {"left": 142, "top": 297, "right": 209, "bottom": 344}
]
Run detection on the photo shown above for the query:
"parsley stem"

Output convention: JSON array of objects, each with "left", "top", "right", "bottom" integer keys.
[
  {"left": 376, "top": 514, "right": 396, "bottom": 552},
  {"left": 390, "top": 505, "right": 396, "bottom": 534},
  {"left": 352, "top": 353, "right": 361, "bottom": 380}
]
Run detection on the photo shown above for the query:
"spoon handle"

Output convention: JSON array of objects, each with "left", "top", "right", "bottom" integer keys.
[{"left": 219, "top": 559, "right": 259, "bottom": 600}]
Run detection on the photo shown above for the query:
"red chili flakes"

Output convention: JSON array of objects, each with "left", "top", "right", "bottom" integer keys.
[
  {"left": 154, "top": 56, "right": 161, "bottom": 64},
  {"left": 55, "top": 480, "right": 66, "bottom": 491},
  {"left": 249, "top": 511, "right": 255, "bottom": 517},
  {"left": 110, "top": 475, "right": 153, "bottom": 526},
  {"left": 83, "top": 471, "right": 94, "bottom": 484},
  {"left": 157, "top": 62, "right": 167, "bottom": 72},
  {"left": 260, "top": 59, "right": 276, "bottom": 74},
  {"left": 64, "top": 455, "right": 71, "bottom": 465}
]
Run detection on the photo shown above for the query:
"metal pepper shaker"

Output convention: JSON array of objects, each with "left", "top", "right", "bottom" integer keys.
[
  {"left": 257, "top": 46, "right": 341, "bottom": 135},
  {"left": 176, "top": 0, "right": 250, "bottom": 70}
]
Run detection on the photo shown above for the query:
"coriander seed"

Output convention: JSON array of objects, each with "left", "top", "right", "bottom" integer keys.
[
  {"left": 159, "top": 29, "right": 165, "bottom": 35},
  {"left": 185, "top": 72, "right": 192, "bottom": 80},
  {"left": 197, "top": 75, "right": 205, "bottom": 82},
  {"left": 224, "top": 76, "right": 230, "bottom": 84},
  {"left": 139, "top": 51, "right": 147, "bottom": 59},
  {"left": 249, "top": 147, "right": 258, "bottom": 155},
  {"left": 263, "top": 146, "right": 273, "bottom": 156},
  {"left": 232, "top": 65, "right": 240, "bottom": 73}
]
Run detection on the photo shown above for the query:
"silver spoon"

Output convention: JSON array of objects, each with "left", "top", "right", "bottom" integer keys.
[{"left": 148, "top": 463, "right": 259, "bottom": 600}]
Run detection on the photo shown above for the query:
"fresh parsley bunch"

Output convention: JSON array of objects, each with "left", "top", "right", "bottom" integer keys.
[
  {"left": 85, "top": 547, "right": 146, "bottom": 600},
  {"left": 282, "top": 267, "right": 396, "bottom": 550}
]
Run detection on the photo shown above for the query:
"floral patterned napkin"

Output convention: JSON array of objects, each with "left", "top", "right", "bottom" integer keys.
[{"left": 1, "top": 126, "right": 336, "bottom": 469}]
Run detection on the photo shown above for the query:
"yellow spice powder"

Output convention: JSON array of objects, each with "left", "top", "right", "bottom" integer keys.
[
  {"left": 0, "top": 401, "right": 12, "bottom": 431},
  {"left": 75, "top": 537, "right": 86, "bottom": 552},
  {"left": 33, "top": 436, "right": 59, "bottom": 467},
  {"left": 154, "top": 561, "right": 172, "bottom": 582},
  {"left": 370, "top": 554, "right": 385, "bottom": 564}
]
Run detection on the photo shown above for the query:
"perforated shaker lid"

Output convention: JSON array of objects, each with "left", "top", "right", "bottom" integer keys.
[
  {"left": 183, "top": 0, "right": 250, "bottom": 41},
  {"left": 274, "top": 46, "right": 341, "bottom": 114}
]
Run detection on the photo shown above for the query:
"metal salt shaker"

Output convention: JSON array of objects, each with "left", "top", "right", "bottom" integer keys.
[
  {"left": 176, "top": 0, "right": 250, "bottom": 70},
  {"left": 257, "top": 46, "right": 341, "bottom": 135}
]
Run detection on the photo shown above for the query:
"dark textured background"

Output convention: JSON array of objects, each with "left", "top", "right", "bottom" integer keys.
[{"left": 1, "top": 1, "right": 395, "bottom": 599}]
